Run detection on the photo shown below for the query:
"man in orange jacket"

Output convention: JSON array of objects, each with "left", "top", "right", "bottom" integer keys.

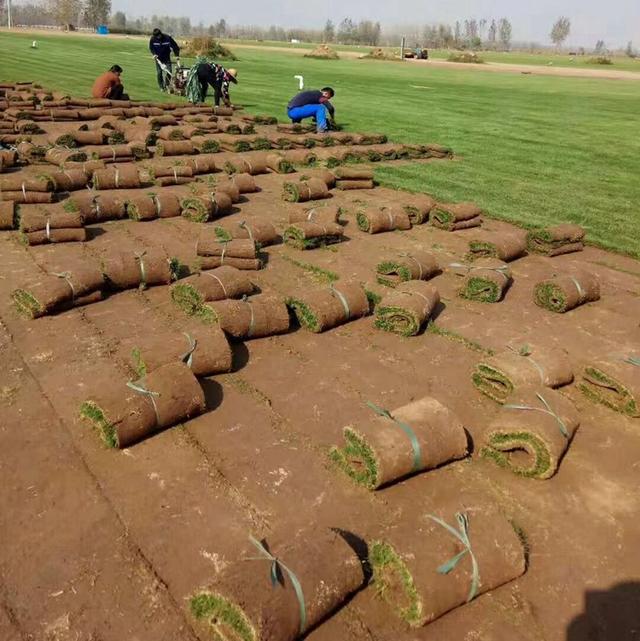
[{"left": 91, "top": 65, "right": 129, "bottom": 100}]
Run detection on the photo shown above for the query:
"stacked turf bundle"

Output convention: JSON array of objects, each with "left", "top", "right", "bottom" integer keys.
[
  {"left": 143, "top": 160, "right": 194, "bottom": 185},
  {"left": 129, "top": 325, "right": 232, "bottom": 377},
  {"left": 92, "top": 165, "right": 141, "bottom": 190},
  {"left": 101, "top": 248, "right": 174, "bottom": 290},
  {"left": 12, "top": 263, "right": 105, "bottom": 318},
  {"left": 206, "top": 294, "right": 290, "bottom": 340},
  {"left": 330, "top": 397, "right": 467, "bottom": 489},
  {"left": 457, "top": 258, "right": 512, "bottom": 303},
  {"left": 0, "top": 174, "right": 54, "bottom": 204},
  {"left": 579, "top": 356, "right": 640, "bottom": 417},
  {"left": 223, "top": 156, "right": 269, "bottom": 176},
  {"left": 155, "top": 140, "right": 196, "bottom": 156},
  {"left": 480, "top": 386, "right": 580, "bottom": 479},
  {"left": 127, "top": 192, "right": 181, "bottom": 220},
  {"left": 376, "top": 252, "right": 439, "bottom": 288},
  {"left": 192, "top": 137, "right": 220, "bottom": 154},
  {"left": 374, "top": 282, "right": 440, "bottom": 336},
  {"left": 282, "top": 178, "right": 330, "bottom": 203},
  {"left": 189, "top": 529, "right": 365, "bottom": 641},
  {"left": 370, "top": 508, "right": 526, "bottom": 627},
  {"left": 171, "top": 266, "right": 254, "bottom": 319},
  {"left": 65, "top": 191, "right": 127, "bottom": 223},
  {"left": 533, "top": 270, "right": 600, "bottom": 313},
  {"left": 263, "top": 152, "right": 295, "bottom": 174},
  {"left": 214, "top": 219, "right": 279, "bottom": 247},
  {"left": 80, "top": 361, "right": 205, "bottom": 448},
  {"left": 196, "top": 235, "right": 261, "bottom": 270},
  {"left": 527, "top": 224, "right": 585, "bottom": 256},
  {"left": 431, "top": 202, "right": 482, "bottom": 231},
  {"left": 180, "top": 191, "right": 233, "bottom": 223},
  {"left": 467, "top": 230, "right": 527, "bottom": 262},
  {"left": 472, "top": 345, "right": 574, "bottom": 404},
  {"left": 287, "top": 283, "right": 369, "bottom": 333},
  {"left": 332, "top": 167, "right": 375, "bottom": 190},
  {"left": 19, "top": 209, "right": 86, "bottom": 244},
  {"left": 283, "top": 221, "right": 344, "bottom": 249},
  {"left": 288, "top": 205, "right": 342, "bottom": 225},
  {"left": 357, "top": 207, "right": 412, "bottom": 234},
  {"left": 89, "top": 144, "right": 138, "bottom": 162},
  {"left": 216, "top": 135, "right": 252, "bottom": 152}
]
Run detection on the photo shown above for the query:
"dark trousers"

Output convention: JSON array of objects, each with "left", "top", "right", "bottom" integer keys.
[
  {"left": 107, "top": 84, "right": 129, "bottom": 101},
  {"left": 155, "top": 60, "right": 172, "bottom": 90}
]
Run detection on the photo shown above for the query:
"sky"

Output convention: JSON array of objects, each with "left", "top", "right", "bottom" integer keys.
[{"left": 114, "top": 0, "right": 639, "bottom": 48}]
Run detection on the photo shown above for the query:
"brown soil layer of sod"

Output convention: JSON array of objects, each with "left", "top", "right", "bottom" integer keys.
[{"left": 0, "top": 115, "right": 639, "bottom": 641}]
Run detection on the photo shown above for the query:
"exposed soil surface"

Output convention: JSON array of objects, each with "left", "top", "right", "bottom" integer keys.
[{"left": 1, "top": 97, "right": 639, "bottom": 641}]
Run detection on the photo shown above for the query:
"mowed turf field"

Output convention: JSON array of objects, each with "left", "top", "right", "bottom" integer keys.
[{"left": 2, "top": 30, "right": 639, "bottom": 257}]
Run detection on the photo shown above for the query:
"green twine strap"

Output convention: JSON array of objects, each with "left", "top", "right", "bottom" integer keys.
[
  {"left": 330, "top": 285, "right": 351, "bottom": 320},
  {"left": 504, "top": 392, "right": 569, "bottom": 438},
  {"left": 427, "top": 512, "right": 479, "bottom": 602},
  {"left": 180, "top": 333, "right": 197, "bottom": 368},
  {"left": 247, "top": 535, "right": 307, "bottom": 634},
  {"left": 366, "top": 401, "right": 422, "bottom": 472},
  {"left": 126, "top": 380, "right": 160, "bottom": 423},
  {"left": 623, "top": 356, "right": 640, "bottom": 367}
]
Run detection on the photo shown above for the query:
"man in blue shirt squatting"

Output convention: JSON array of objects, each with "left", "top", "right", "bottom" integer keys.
[
  {"left": 286, "top": 87, "right": 335, "bottom": 133},
  {"left": 149, "top": 28, "right": 181, "bottom": 92}
]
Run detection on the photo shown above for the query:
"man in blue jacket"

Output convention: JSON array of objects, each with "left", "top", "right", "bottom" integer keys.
[
  {"left": 149, "top": 28, "right": 180, "bottom": 91},
  {"left": 287, "top": 87, "right": 335, "bottom": 132}
]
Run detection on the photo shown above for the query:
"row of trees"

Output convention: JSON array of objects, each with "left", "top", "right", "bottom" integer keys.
[
  {"left": 4, "top": 0, "right": 111, "bottom": 28},
  {"left": 417, "top": 18, "right": 513, "bottom": 50}
]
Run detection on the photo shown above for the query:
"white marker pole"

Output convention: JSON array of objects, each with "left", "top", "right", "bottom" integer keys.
[{"left": 294, "top": 75, "right": 304, "bottom": 90}]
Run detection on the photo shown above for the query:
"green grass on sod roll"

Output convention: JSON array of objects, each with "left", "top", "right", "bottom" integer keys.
[
  {"left": 534, "top": 282, "right": 570, "bottom": 312},
  {"left": 251, "top": 138, "right": 272, "bottom": 150},
  {"left": 472, "top": 365, "right": 513, "bottom": 403},
  {"left": 460, "top": 276, "right": 504, "bottom": 302},
  {"left": 376, "top": 261, "right": 412, "bottom": 287},
  {"left": 579, "top": 367, "right": 638, "bottom": 416},
  {"left": 370, "top": 541, "right": 422, "bottom": 626},
  {"left": 329, "top": 427, "right": 379, "bottom": 488},
  {"left": 180, "top": 198, "right": 210, "bottom": 223},
  {"left": 54, "top": 134, "right": 78, "bottom": 147},
  {"left": 190, "top": 592, "right": 256, "bottom": 641},
  {"left": 199, "top": 140, "right": 220, "bottom": 153},
  {"left": 282, "top": 183, "right": 305, "bottom": 202},
  {"left": 79, "top": 401, "right": 118, "bottom": 449},
  {"left": 283, "top": 227, "right": 341, "bottom": 249},
  {"left": 356, "top": 212, "right": 372, "bottom": 232},
  {"left": 170, "top": 284, "right": 218, "bottom": 324},
  {"left": 11, "top": 289, "right": 43, "bottom": 318},
  {"left": 480, "top": 431, "right": 552, "bottom": 478},
  {"left": 286, "top": 298, "right": 324, "bottom": 332},
  {"left": 107, "top": 131, "right": 126, "bottom": 144},
  {"left": 374, "top": 305, "right": 422, "bottom": 336}
]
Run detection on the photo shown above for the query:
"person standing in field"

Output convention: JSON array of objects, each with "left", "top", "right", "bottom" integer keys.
[
  {"left": 185, "top": 58, "right": 238, "bottom": 106},
  {"left": 149, "top": 28, "right": 180, "bottom": 92},
  {"left": 91, "top": 65, "right": 129, "bottom": 100},
  {"left": 286, "top": 87, "right": 335, "bottom": 132}
]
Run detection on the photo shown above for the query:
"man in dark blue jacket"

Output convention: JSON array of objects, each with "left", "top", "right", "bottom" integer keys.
[
  {"left": 149, "top": 28, "right": 180, "bottom": 91},
  {"left": 287, "top": 87, "right": 335, "bottom": 132}
]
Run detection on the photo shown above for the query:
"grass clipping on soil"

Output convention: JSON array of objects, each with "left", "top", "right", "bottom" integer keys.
[{"left": 304, "top": 44, "right": 339, "bottom": 59}]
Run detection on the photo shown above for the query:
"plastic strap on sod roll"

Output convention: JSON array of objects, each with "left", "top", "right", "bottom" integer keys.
[
  {"left": 366, "top": 401, "right": 422, "bottom": 472},
  {"left": 135, "top": 251, "right": 147, "bottom": 287},
  {"left": 504, "top": 391, "right": 569, "bottom": 438},
  {"left": 152, "top": 194, "right": 162, "bottom": 216},
  {"left": 568, "top": 276, "right": 585, "bottom": 301},
  {"left": 408, "top": 290, "right": 432, "bottom": 313},
  {"left": 180, "top": 333, "right": 197, "bottom": 368},
  {"left": 45, "top": 218, "right": 51, "bottom": 241},
  {"left": 247, "top": 535, "right": 307, "bottom": 635},
  {"left": 52, "top": 271, "right": 76, "bottom": 300},
  {"left": 426, "top": 512, "right": 480, "bottom": 603},
  {"left": 204, "top": 271, "right": 228, "bottom": 298},
  {"left": 244, "top": 296, "right": 256, "bottom": 338},
  {"left": 400, "top": 252, "right": 423, "bottom": 279},
  {"left": 126, "top": 380, "right": 160, "bottom": 423},
  {"left": 506, "top": 345, "right": 546, "bottom": 384},
  {"left": 623, "top": 356, "right": 640, "bottom": 367},
  {"left": 239, "top": 221, "right": 254, "bottom": 244},
  {"left": 330, "top": 285, "right": 351, "bottom": 320},
  {"left": 21, "top": 183, "right": 27, "bottom": 200}
]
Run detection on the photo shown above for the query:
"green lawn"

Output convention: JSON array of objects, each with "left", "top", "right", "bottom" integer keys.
[{"left": 2, "top": 30, "right": 639, "bottom": 257}]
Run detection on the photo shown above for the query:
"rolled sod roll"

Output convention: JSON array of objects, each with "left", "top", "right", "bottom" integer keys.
[
  {"left": 199, "top": 256, "right": 262, "bottom": 270},
  {"left": 192, "top": 137, "right": 221, "bottom": 154},
  {"left": 214, "top": 220, "right": 279, "bottom": 247},
  {"left": 152, "top": 192, "right": 182, "bottom": 218},
  {"left": 223, "top": 156, "right": 269, "bottom": 176},
  {"left": 458, "top": 258, "right": 512, "bottom": 303},
  {"left": 225, "top": 172, "right": 259, "bottom": 193},
  {"left": 282, "top": 149, "right": 317, "bottom": 166},
  {"left": 264, "top": 153, "right": 294, "bottom": 173},
  {"left": 533, "top": 270, "right": 600, "bottom": 313},
  {"left": 357, "top": 207, "right": 412, "bottom": 234},
  {"left": 155, "top": 140, "right": 196, "bottom": 156},
  {"left": 80, "top": 361, "right": 205, "bottom": 448},
  {"left": 67, "top": 192, "right": 127, "bottom": 222},
  {"left": 102, "top": 248, "right": 173, "bottom": 290},
  {"left": 45, "top": 169, "right": 90, "bottom": 192},
  {"left": 527, "top": 224, "right": 585, "bottom": 256},
  {"left": 300, "top": 168, "right": 336, "bottom": 188},
  {"left": 186, "top": 154, "right": 218, "bottom": 174},
  {"left": 45, "top": 148, "right": 88, "bottom": 165},
  {"left": 374, "top": 282, "right": 440, "bottom": 336},
  {"left": 330, "top": 397, "right": 467, "bottom": 489},
  {"left": 0, "top": 149, "right": 18, "bottom": 167},
  {"left": 89, "top": 144, "right": 134, "bottom": 160},
  {"left": 579, "top": 356, "right": 640, "bottom": 417},
  {"left": 171, "top": 267, "right": 254, "bottom": 316},
  {"left": 467, "top": 231, "right": 527, "bottom": 262},
  {"left": 130, "top": 325, "right": 232, "bottom": 377},
  {"left": 71, "top": 129, "right": 105, "bottom": 145},
  {"left": 283, "top": 221, "right": 344, "bottom": 249},
  {"left": 197, "top": 237, "right": 257, "bottom": 260},
  {"left": 282, "top": 178, "right": 330, "bottom": 203},
  {"left": 157, "top": 125, "right": 189, "bottom": 140},
  {"left": 206, "top": 294, "right": 290, "bottom": 340},
  {"left": 213, "top": 182, "right": 241, "bottom": 203},
  {"left": 0, "top": 201, "right": 16, "bottom": 229},
  {"left": 335, "top": 180, "right": 375, "bottom": 190},
  {"left": 156, "top": 175, "right": 193, "bottom": 186},
  {"left": 181, "top": 192, "right": 233, "bottom": 223},
  {"left": 0, "top": 191, "right": 54, "bottom": 204},
  {"left": 61, "top": 159, "right": 105, "bottom": 175},
  {"left": 126, "top": 194, "right": 158, "bottom": 221},
  {"left": 145, "top": 162, "right": 194, "bottom": 178},
  {"left": 288, "top": 205, "right": 342, "bottom": 225},
  {"left": 431, "top": 202, "right": 482, "bottom": 231},
  {"left": 12, "top": 266, "right": 105, "bottom": 318},
  {"left": 370, "top": 508, "right": 525, "bottom": 627},
  {"left": 400, "top": 194, "right": 436, "bottom": 224},
  {"left": 217, "top": 135, "right": 251, "bottom": 152},
  {"left": 472, "top": 346, "right": 574, "bottom": 404},
  {"left": 0, "top": 175, "right": 53, "bottom": 192},
  {"left": 333, "top": 167, "right": 374, "bottom": 180},
  {"left": 92, "top": 165, "right": 141, "bottom": 190},
  {"left": 287, "top": 283, "right": 370, "bottom": 333},
  {"left": 189, "top": 529, "right": 364, "bottom": 641},
  {"left": 480, "top": 386, "right": 580, "bottom": 479},
  {"left": 23, "top": 228, "right": 87, "bottom": 244},
  {"left": 19, "top": 209, "right": 84, "bottom": 232},
  {"left": 376, "top": 252, "right": 439, "bottom": 288}
]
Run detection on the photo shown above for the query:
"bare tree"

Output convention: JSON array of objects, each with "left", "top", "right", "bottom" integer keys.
[
  {"left": 83, "top": 0, "right": 111, "bottom": 28},
  {"left": 323, "top": 19, "right": 334, "bottom": 43},
  {"left": 550, "top": 16, "right": 571, "bottom": 49},
  {"left": 487, "top": 19, "right": 497, "bottom": 46},
  {"left": 110, "top": 9, "right": 125, "bottom": 29},
  {"left": 49, "top": 0, "right": 83, "bottom": 26},
  {"left": 498, "top": 18, "right": 512, "bottom": 50}
]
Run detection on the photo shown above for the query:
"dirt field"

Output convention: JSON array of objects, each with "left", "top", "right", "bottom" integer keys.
[{"left": 1, "top": 91, "right": 639, "bottom": 641}]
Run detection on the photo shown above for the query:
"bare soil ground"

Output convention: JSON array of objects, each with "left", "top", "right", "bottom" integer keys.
[{"left": 1, "top": 112, "right": 639, "bottom": 641}]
